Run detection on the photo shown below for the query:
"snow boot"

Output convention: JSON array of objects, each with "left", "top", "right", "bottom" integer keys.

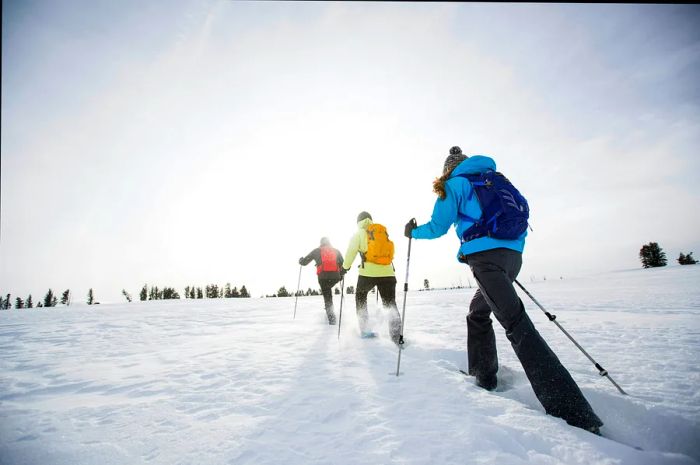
[
  {"left": 476, "top": 374, "right": 497, "bottom": 391},
  {"left": 586, "top": 425, "right": 601, "bottom": 436}
]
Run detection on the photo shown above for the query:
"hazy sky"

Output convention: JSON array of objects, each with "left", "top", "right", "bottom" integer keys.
[{"left": 2, "top": 1, "right": 699, "bottom": 302}]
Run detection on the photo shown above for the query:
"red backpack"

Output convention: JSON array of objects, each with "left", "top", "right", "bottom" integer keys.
[{"left": 317, "top": 246, "right": 339, "bottom": 275}]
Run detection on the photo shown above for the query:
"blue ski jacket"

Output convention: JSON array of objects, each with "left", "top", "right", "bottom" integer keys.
[{"left": 411, "top": 155, "right": 526, "bottom": 261}]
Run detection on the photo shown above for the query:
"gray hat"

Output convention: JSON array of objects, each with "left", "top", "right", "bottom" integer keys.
[
  {"left": 356, "top": 211, "right": 372, "bottom": 223},
  {"left": 320, "top": 237, "right": 330, "bottom": 246},
  {"left": 443, "top": 146, "right": 467, "bottom": 175}
]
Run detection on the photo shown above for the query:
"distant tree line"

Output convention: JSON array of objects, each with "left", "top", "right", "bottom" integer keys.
[
  {"left": 137, "top": 283, "right": 250, "bottom": 301},
  {"left": 0, "top": 288, "right": 100, "bottom": 310},
  {"left": 269, "top": 284, "right": 350, "bottom": 298}
]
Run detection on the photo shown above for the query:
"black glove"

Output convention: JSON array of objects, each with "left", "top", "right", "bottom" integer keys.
[
  {"left": 404, "top": 218, "right": 418, "bottom": 238},
  {"left": 340, "top": 267, "right": 348, "bottom": 276},
  {"left": 298, "top": 257, "right": 305, "bottom": 265}
]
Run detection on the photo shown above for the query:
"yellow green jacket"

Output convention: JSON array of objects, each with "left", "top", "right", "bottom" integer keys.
[{"left": 342, "top": 218, "right": 396, "bottom": 277}]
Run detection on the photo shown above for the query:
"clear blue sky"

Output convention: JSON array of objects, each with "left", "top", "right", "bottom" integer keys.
[{"left": 2, "top": 2, "right": 699, "bottom": 302}]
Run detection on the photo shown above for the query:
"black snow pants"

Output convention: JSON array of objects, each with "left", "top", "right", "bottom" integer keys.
[
  {"left": 464, "top": 248, "right": 603, "bottom": 430},
  {"left": 355, "top": 275, "right": 401, "bottom": 342},
  {"left": 319, "top": 277, "right": 341, "bottom": 324}
]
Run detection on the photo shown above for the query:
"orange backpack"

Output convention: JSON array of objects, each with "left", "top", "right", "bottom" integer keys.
[{"left": 363, "top": 223, "right": 394, "bottom": 265}]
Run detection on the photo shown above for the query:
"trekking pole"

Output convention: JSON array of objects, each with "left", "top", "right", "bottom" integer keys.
[
  {"left": 292, "top": 264, "right": 302, "bottom": 320},
  {"left": 514, "top": 279, "right": 628, "bottom": 395},
  {"left": 395, "top": 236, "right": 413, "bottom": 376},
  {"left": 337, "top": 277, "right": 345, "bottom": 340}
]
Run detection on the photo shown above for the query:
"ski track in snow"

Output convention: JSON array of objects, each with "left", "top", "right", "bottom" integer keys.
[{"left": 1, "top": 266, "right": 699, "bottom": 465}]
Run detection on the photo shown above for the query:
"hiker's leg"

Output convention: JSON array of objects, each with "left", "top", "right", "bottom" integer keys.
[
  {"left": 465, "top": 286, "right": 498, "bottom": 383},
  {"left": 319, "top": 278, "right": 336, "bottom": 324},
  {"left": 355, "top": 276, "right": 373, "bottom": 333},
  {"left": 468, "top": 248, "right": 602, "bottom": 429},
  {"left": 377, "top": 277, "right": 401, "bottom": 342}
]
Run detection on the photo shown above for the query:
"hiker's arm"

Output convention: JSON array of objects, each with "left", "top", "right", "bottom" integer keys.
[
  {"left": 413, "top": 182, "right": 458, "bottom": 240},
  {"left": 299, "top": 248, "right": 320, "bottom": 266},
  {"left": 342, "top": 233, "right": 360, "bottom": 270}
]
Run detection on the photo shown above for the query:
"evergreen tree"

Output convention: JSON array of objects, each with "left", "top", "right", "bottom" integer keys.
[
  {"left": 205, "top": 284, "right": 220, "bottom": 299},
  {"left": 26, "top": 295, "right": 33, "bottom": 308},
  {"left": 196, "top": 287, "right": 203, "bottom": 299},
  {"left": 140, "top": 284, "right": 148, "bottom": 301},
  {"left": 122, "top": 289, "right": 132, "bottom": 302},
  {"left": 231, "top": 286, "right": 240, "bottom": 297},
  {"left": 61, "top": 289, "right": 71, "bottom": 305},
  {"left": 277, "top": 286, "right": 290, "bottom": 297},
  {"left": 239, "top": 285, "right": 249, "bottom": 298},
  {"left": 37, "top": 302, "right": 43, "bottom": 308},
  {"left": 6, "top": 293, "right": 11, "bottom": 309},
  {"left": 163, "top": 287, "right": 180, "bottom": 299},
  {"left": 44, "top": 289, "right": 56, "bottom": 308},
  {"left": 678, "top": 252, "right": 698, "bottom": 265},
  {"left": 87, "top": 288, "right": 95, "bottom": 305},
  {"left": 189, "top": 286, "right": 196, "bottom": 299},
  {"left": 184, "top": 286, "right": 191, "bottom": 299},
  {"left": 639, "top": 242, "right": 667, "bottom": 268},
  {"left": 15, "top": 297, "right": 24, "bottom": 309},
  {"left": 424, "top": 279, "right": 430, "bottom": 290}
]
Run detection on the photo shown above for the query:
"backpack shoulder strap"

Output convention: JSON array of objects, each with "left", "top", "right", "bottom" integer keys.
[
  {"left": 451, "top": 172, "right": 486, "bottom": 221},
  {"left": 451, "top": 171, "right": 490, "bottom": 201}
]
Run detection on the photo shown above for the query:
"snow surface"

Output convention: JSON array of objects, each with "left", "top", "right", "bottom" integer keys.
[{"left": 1, "top": 266, "right": 699, "bottom": 465}]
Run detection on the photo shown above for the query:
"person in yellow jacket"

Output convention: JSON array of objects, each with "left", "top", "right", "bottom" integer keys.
[{"left": 342, "top": 211, "right": 401, "bottom": 344}]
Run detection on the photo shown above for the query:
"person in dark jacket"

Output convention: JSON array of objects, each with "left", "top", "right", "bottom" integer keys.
[
  {"left": 299, "top": 237, "right": 345, "bottom": 325},
  {"left": 404, "top": 146, "right": 603, "bottom": 434}
]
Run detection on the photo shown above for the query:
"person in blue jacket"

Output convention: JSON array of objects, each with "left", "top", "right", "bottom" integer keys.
[{"left": 404, "top": 146, "right": 603, "bottom": 434}]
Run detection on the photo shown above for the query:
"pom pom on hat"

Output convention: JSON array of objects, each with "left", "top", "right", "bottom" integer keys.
[{"left": 443, "top": 146, "right": 467, "bottom": 175}]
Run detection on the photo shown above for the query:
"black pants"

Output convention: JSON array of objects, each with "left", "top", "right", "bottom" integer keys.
[
  {"left": 319, "top": 277, "right": 340, "bottom": 324},
  {"left": 464, "top": 248, "right": 602, "bottom": 430},
  {"left": 355, "top": 275, "right": 401, "bottom": 341}
]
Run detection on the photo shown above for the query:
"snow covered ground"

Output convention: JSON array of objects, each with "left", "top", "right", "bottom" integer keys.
[{"left": 1, "top": 265, "right": 699, "bottom": 465}]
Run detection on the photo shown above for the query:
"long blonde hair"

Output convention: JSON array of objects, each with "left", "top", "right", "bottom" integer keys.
[{"left": 432, "top": 172, "right": 452, "bottom": 200}]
